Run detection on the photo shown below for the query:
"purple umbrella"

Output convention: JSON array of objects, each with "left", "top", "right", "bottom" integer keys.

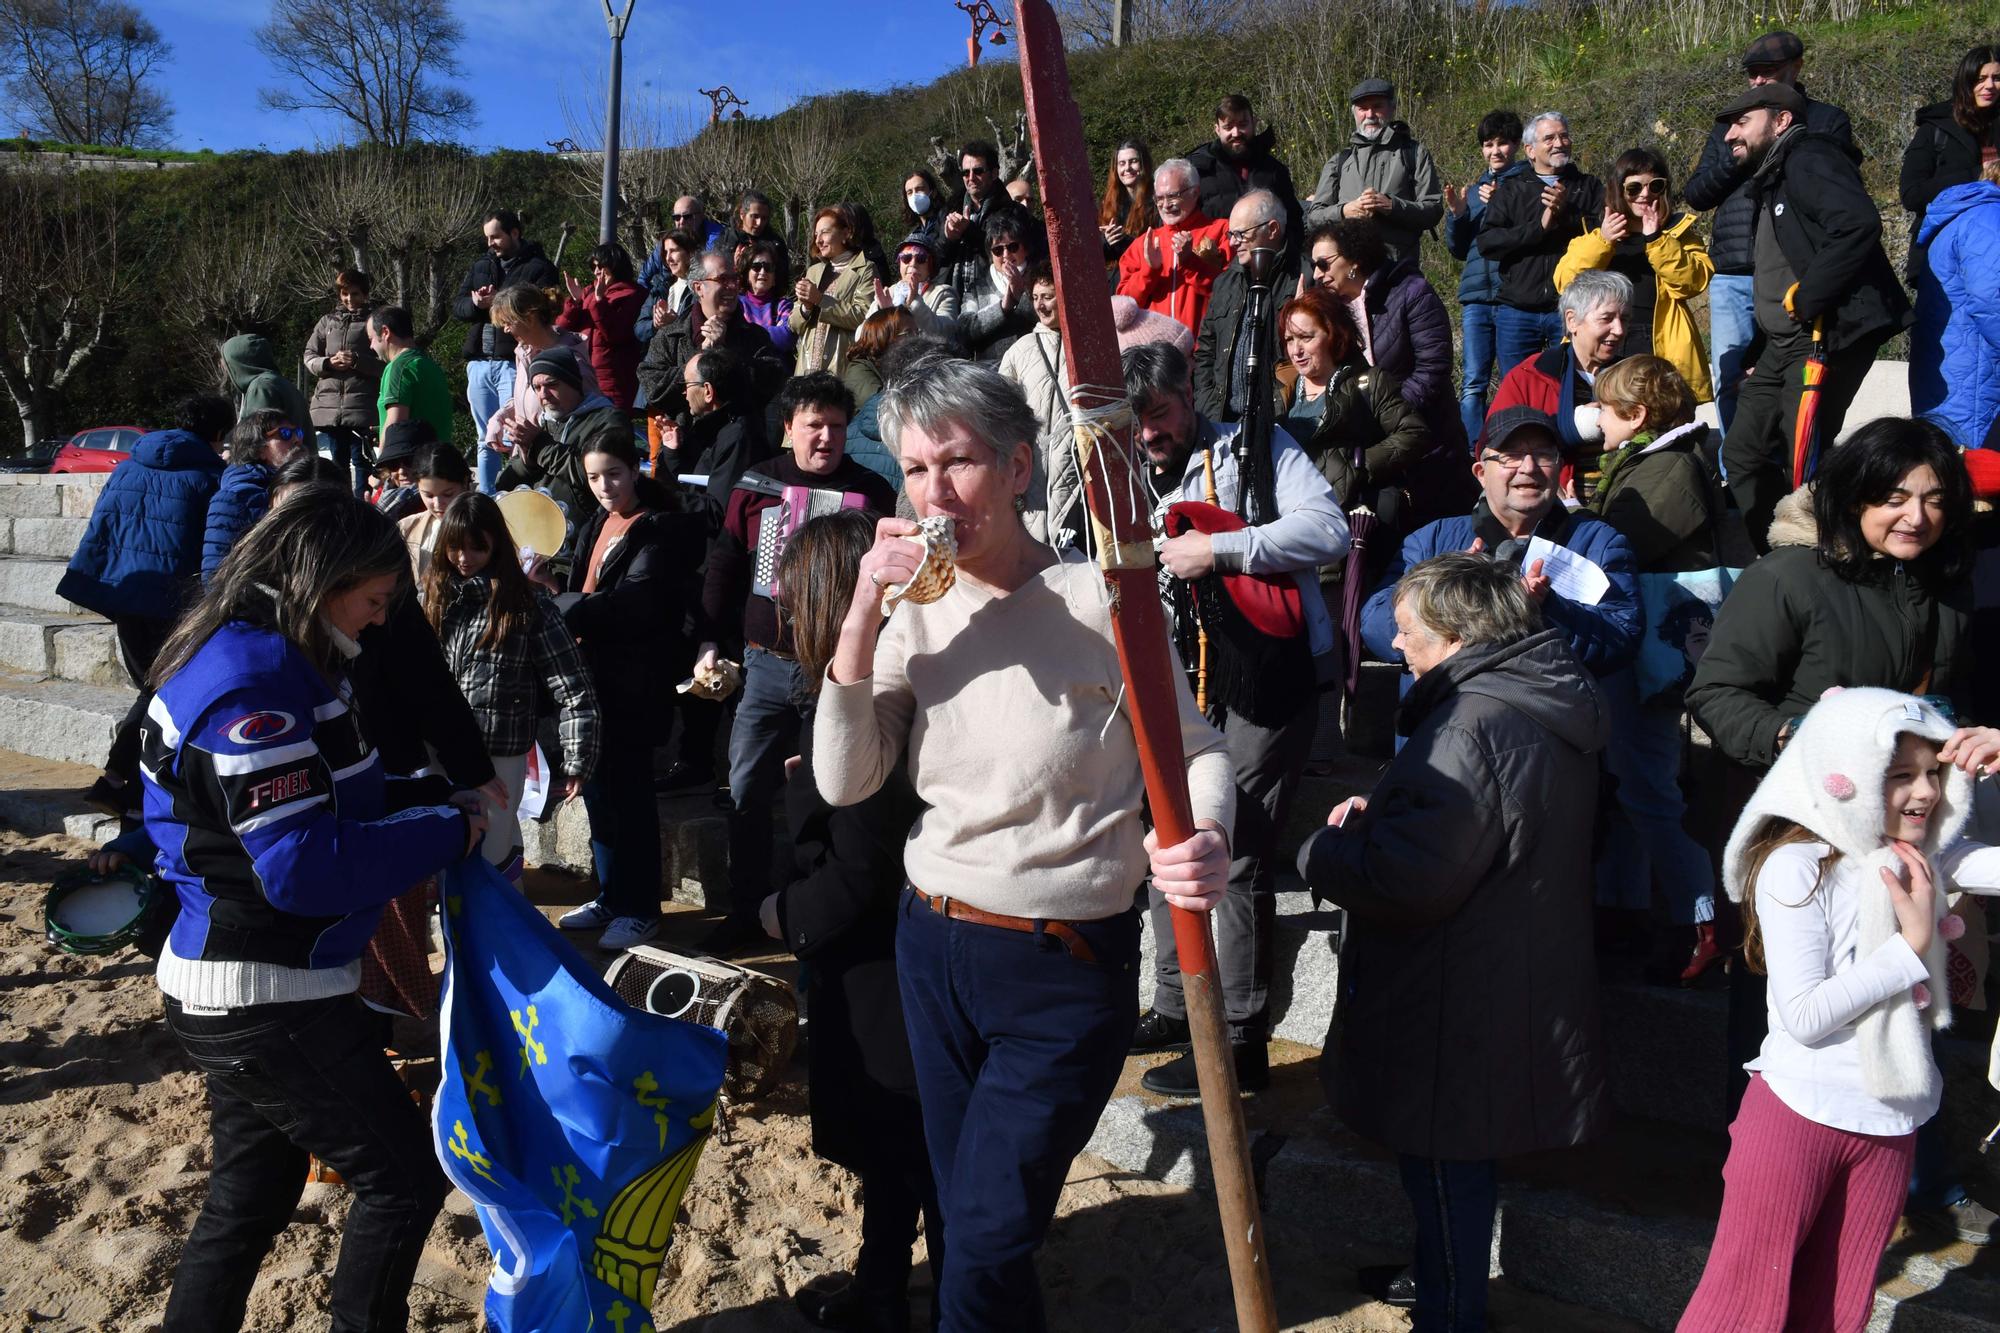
[{"left": 1339, "top": 501, "right": 1379, "bottom": 698}]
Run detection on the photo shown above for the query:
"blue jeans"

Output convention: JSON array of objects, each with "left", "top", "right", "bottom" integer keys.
[
  {"left": 897, "top": 890, "right": 1140, "bottom": 1331},
  {"left": 582, "top": 735, "right": 661, "bottom": 919},
  {"left": 1458, "top": 302, "right": 1500, "bottom": 445},
  {"left": 161, "top": 995, "right": 448, "bottom": 1333},
  {"left": 1397, "top": 1154, "right": 1498, "bottom": 1333},
  {"left": 1707, "top": 273, "right": 1756, "bottom": 439},
  {"left": 466, "top": 358, "right": 515, "bottom": 493},
  {"left": 1492, "top": 304, "right": 1563, "bottom": 390},
  {"left": 725, "top": 646, "right": 806, "bottom": 919},
  {"left": 1595, "top": 668, "right": 1717, "bottom": 925},
  {"left": 316, "top": 428, "right": 371, "bottom": 499}
]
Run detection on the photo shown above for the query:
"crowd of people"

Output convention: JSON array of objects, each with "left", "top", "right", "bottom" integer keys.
[{"left": 43, "top": 26, "right": 2000, "bottom": 1333}]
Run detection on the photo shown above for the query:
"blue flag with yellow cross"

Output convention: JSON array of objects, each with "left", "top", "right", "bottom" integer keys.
[{"left": 432, "top": 858, "right": 729, "bottom": 1332}]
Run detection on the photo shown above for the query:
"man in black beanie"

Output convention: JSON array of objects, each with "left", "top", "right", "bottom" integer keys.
[{"left": 498, "top": 344, "right": 631, "bottom": 546}]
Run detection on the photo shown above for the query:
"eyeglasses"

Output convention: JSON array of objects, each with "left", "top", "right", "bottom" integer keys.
[
  {"left": 671, "top": 211, "right": 698, "bottom": 220},
  {"left": 898, "top": 251, "right": 928, "bottom": 264},
  {"left": 684, "top": 378, "right": 708, "bottom": 391},
  {"left": 1227, "top": 224, "right": 1268, "bottom": 246},
  {"left": 991, "top": 240, "right": 1025, "bottom": 257},
  {"left": 267, "top": 426, "right": 304, "bottom": 443},
  {"left": 1310, "top": 256, "right": 1339, "bottom": 272},
  {"left": 747, "top": 261, "right": 773, "bottom": 272},
  {"left": 962, "top": 165, "right": 990, "bottom": 177},
  {"left": 1622, "top": 178, "right": 1668, "bottom": 200},
  {"left": 1481, "top": 447, "right": 1561, "bottom": 470}
]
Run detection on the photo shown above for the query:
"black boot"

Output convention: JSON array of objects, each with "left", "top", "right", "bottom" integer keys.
[
  {"left": 1129, "top": 1008, "right": 1191, "bottom": 1053},
  {"left": 1140, "top": 1038, "right": 1269, "bottom": 1097}
]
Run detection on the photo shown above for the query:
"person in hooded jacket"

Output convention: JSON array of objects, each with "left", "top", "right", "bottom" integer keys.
[
  {"left": 1186, "top": 94, "right": 1305, "bottom": 263},
  {"left": 201, "top": 411, "right": 308, "bottom": 583},
  {"left": 303, "top": 269, "right": 381, "bottom": 498},
  {"left": 220, "top": 333, "right": 312, "bottom": 434},
  {"left": 1912, "top": 164, "right": 2000, "bottom": 446},
  {"left": 1446, "top": 111, "right": 1532, "bottom": 445},
  {"left": 1303, "top": 79, "right": 1444, "bottom": 266},
  {"left": 1555, "top": 147, "right": 1715, "bottom": 402},
  {"left": 61, "top": 395, "right": 233, "bottom": 816},
  {"left": 1299, "top": 550, "right": 1610, "bottom": 1333},
  {"left": 1683, "top": 30, "right": 1856, "bottom": 435},
  {"left": 556, "top": 241, "right": 646, "bottom": 411},
  {"left": 1904, "top": 49, "right": 2000, "bottom": 427}
]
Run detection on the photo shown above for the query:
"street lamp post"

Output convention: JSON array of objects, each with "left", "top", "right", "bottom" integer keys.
[{"left": 598, "top": 0, "right": 638, "bottom": 244}]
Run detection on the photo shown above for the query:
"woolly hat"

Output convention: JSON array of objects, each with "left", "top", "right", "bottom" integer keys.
[
  {"left": 1723, "top": 687, "right": 1967, "bottom": 1100},
  {"left": 1111, "top": 295, "right": 1194, "bottom": 355},
  {"left": 527, "top": 345, "right": 585, "bottom": 394}
]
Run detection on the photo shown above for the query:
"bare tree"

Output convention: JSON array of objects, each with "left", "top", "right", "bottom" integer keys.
[
  {"left": 0, "top": 171, "right": 125, "bottom": 448},
  {"left": 673, "top": 117, "right": 761, "bottom": 216},
  {"left": 0, "top": 0, "right": 172, "bottom": 147},
  {"left": 559, "top": 85, "right": 695, "bottom": 259},
  {"left": 253, "top": 0, "right": 473, "bottom": 148},
  {"left": 282, "top": 145, "right": 487, "bottom": 344},
  {"left": 1052, "top": 0, "right": 1253, "bottom": 47},
  {"left": 765, "top": 94, "right": 853, "bottom": 251}
]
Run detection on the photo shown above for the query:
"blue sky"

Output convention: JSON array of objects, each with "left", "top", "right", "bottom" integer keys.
[{"left": 144, "top": 0, "right": 1006, "bottom": 152}]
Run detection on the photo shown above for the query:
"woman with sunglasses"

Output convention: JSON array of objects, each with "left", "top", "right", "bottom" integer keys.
[
  {"left": 885, "top": 231, "right": 959, "bottom": 336},
  {"left": 200, "top": 410, "right": 310, "bottom": 583},
  {"left": 1555, "top": 148, "right": 1714, "bottom": 402},
  {"left": 958, "top": 205, "right": 1042, "bottom": 362},
  {"left": 738, "top": 238, "right": 798, "bottom": 363},
  {"left": 557, "top": 241, "right": 646, "bottom": 411}
]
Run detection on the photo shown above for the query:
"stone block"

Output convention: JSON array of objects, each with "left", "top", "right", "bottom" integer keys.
[
  {"left": 0, "top": 480, "right": 61, "bottom": 516},
  {"left": 0, "top": 614, "right": 54, "bottom": 675},
  {"left": 0, "top": 673, "right": 132, "bottom": 766},
  {"left": 59, "top": 477, "right": 107, "bottom": 518},
  {"left": 9, "top": 515, "right": 88, "bottom": 560},
  {"left": 0, "top": 558, "right": 79, "bottom": 614},
  {"left": 51, "top": 622, "right": 124, "bottom": 687}
]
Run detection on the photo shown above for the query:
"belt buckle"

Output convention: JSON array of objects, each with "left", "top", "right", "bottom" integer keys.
[{"left": 932, "top": 893, "right": 951, "bottom": 917}]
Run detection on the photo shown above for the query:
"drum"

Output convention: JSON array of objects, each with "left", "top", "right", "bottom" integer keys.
[
  {"left": 602, "top": 946, "right": 798, "bottom": 1102},
  {"left": 496, "top": 487, "right": 567, "bottom": 561},
  {"left": 43, "top": 866, "right": 163, "bottom": 956}
]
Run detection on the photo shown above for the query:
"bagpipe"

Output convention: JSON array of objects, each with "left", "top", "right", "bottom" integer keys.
[{"left": 1163, "top": 245, "right": 1314, "bottom": 727}]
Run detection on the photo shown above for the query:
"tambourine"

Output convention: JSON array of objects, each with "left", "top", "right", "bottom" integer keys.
[
  {"left": 44, "top": 866, "right": 164, "bottom": 957},
  {"left": 496, "top": 487, "right": 567, "bottom": 561}
]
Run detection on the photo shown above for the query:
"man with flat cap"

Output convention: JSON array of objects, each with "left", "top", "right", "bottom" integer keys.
[
  {"left": 1304, "top": 78, "right": 1444, "bottom": 264},
  {"left": 1713, "top": 78, "right": 1906, "bottom": 550},
  {"left": 1684, "top": 30, "right": 1856, "bottom": 435}
]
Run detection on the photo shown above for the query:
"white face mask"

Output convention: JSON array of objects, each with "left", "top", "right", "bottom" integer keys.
[{"left": 908, "top": 190, "right": 932, "bottom": 216}]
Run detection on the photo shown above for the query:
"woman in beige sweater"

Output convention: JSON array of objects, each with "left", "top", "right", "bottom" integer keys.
[{"left": 814, "top": 358, "right": 1233, "bottom": 1330}]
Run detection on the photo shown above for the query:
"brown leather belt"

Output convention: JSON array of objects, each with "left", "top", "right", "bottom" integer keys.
[{"left": 910, "top": 886, "right": 1097, "bottom": 963}]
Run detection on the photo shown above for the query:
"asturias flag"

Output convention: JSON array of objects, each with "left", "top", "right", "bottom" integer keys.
[{"left": 432, "top": 858, "right": 728, "bottom": 1332}]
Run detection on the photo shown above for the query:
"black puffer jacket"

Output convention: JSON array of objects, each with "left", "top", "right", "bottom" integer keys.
[
  {"left": 451, "top": 239, "right": 561, "bottom": 362},
  {"left": 1754, "top": 128, "right": 1911, "bottom": 355},
  {"left": 1192, "top": 257, "right": 1300, "bottom": 423},
  {"left": 1299, "top": 628, "right": 1611, "bottom": 1161},
  {"left": 1685, "top": 488, "right": 1973, "bottom": 770},
  {"left": 1900, "top": 101, "right": 1990, "bottom": 284},
  {"left": 1684, "top": 87, "right": 1855, "bottom": 274},
  {"left": 1186, "top": 127, "right": 1305, "bottom": 259},
  {"left": 1476, "top": 163, "right": 1606, "bottom": 312}
]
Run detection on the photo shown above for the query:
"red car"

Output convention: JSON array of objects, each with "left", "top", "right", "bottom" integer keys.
[{"left": 49, "top": 426, "right": 145, "bottom": 474}]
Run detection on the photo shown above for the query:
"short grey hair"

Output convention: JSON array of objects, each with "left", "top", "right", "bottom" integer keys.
[
  {"left": 1523, "top": 111, "right": 1568, "bottom": 146},
  {"left": 879, "top": 358, "right": 1037, "bottom": 463},
  {"left": 1236, "top": 188, "right": 1285, "bottom": 234},
  {"left": 1121, "top": 341, "right": 1191, "bottom": 411},
  {"left": 1394, "top": 551, "right": 1537, "bottom": 647},
  {"left": 1154, "top": 157, "right": 1198, "bottom": 194},
  {"left": 1559, "top": 268, "right": 1632, "bottom": 324}
]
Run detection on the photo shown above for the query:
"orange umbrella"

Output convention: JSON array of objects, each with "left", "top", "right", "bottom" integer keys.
[{"left": 1791, "top": 316, "right": 1828, "bottom": 488}]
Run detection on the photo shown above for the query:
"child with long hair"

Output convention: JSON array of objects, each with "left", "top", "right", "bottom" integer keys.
[
  {"left": 1679, "top": 688, "right": 1974, "bottom": 1332},
  {"left": 424, "top": 492, "right": 599, "bottom": 877}
]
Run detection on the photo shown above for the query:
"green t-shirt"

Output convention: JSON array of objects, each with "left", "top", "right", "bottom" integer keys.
[{"left": 377, "top": 348, "right": 455, "bottom": 441}]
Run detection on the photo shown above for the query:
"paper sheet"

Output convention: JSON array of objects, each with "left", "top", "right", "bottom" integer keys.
[{"left": 1524, "top": 536, "right": 1610, "bottom": 606}]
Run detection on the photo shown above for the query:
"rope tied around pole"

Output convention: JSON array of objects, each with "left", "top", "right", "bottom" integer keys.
[{"left": 1065, "top": 380, "right": 1153, "bottom": 574}]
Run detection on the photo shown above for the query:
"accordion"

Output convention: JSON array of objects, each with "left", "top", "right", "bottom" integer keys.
[
  {"left": 602, "top": 946, "right": 799, "bottom": 1103},
  {"left": 750, "top": 482, "right": 868, "bottom": 601}
]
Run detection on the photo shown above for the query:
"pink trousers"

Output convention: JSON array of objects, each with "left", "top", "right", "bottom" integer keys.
[{"left": 1678, "top": 1075, "right": 1915, "bottom": 1332}]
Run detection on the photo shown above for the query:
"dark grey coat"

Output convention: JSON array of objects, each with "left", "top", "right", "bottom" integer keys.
[{"left": 1299, "top": 628, "right": 1612, "bottom": 1161}]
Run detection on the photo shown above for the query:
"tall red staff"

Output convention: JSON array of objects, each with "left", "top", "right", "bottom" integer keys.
[{"left": 1013, "top": 2, "right": 1278, "bottom": 1328}]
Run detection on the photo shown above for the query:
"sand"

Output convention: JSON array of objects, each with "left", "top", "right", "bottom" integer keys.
[{"left": 0, "top": 828, "right": 1626, "bottom": 1332}]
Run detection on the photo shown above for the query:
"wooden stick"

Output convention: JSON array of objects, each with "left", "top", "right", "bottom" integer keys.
[{"left": 1014, "top": 4, "right": 1277, "bottom": 1328}]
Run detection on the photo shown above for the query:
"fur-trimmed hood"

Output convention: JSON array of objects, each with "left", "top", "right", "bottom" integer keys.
[
  {"left": 1723, "top": 687, "right": 1965, "bottom": 1101},
  {"left": 1766, "top": 484, "right": 1818, "bottom": 550}
]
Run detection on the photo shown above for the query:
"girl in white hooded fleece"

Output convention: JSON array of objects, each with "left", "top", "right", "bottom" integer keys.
[{"left": 1680, "top": 688, "right": 1984, "bottom": 1332}]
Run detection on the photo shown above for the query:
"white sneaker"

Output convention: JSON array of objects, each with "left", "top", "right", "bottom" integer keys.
[
  {"left": 598, "top": 916, "right": 661, "bottom": 951},
  {"left": 557, "top": 901, "right": 616, "bottom": 931}
]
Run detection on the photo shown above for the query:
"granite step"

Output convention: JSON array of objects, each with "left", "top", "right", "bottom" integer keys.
[
  {"left": 0, "top": 669, "right": 134, "bottom": 767},
  {"left": 0, "top": 555, "right": 86, "bottom": 616},
  {"left": 0, "top": 747, "right": 122, "bottom": 844},
  {"left": 0, "top": 604, "right": 122, "bottom": 686},
  {"left": 0, "top": 513, "right": 88, "bottom": 560}
]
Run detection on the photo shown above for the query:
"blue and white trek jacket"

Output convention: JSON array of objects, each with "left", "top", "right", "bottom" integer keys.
[{"left": 138, "top": 619, "right": 468, "bottom": 1011}]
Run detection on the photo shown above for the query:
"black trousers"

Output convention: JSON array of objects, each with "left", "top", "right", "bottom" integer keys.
[
  {"left": 161, "top": 994, "right": 447, "bottom": 1333},
  {"left": 107, "top": 615, "right": 172, "bottom": 785},
  {"left": 1721, "top": 335, "right": 1876, "bottom": 553}
]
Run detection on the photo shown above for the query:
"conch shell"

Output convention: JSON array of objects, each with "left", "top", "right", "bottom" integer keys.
[
  {"left": 881, "top": 515, "right": 957, "bottom": 613},
  {"left": 676, "top": 656, "right": 743, "bottom": 701}
]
